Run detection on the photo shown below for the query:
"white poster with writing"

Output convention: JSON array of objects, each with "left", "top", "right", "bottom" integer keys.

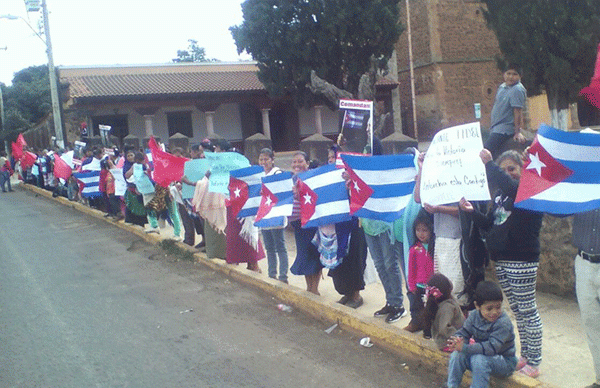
[
  {"left": 110, "top": 168, "right": 127, "bottom": 197},
  {"left": 419, "top": 122, "right": 490, "bottom": 206}
]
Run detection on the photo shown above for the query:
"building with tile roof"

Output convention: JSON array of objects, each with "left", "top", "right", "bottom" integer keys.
[{"left": 58, "top": 62, "right": 359, "bottom": 151}]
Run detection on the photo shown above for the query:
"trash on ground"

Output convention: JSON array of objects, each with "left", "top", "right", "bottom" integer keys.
[
  {"left": 277, "top": 304, "right": 292, "bottom": 312},
  {"left": 359, "top": 337, "right": 374, "bottom": 347},
  {"left": 324, "top": 323, "right": 338, "bottom": 334},
  {"left": 179, "top": 309, "right": 194, "bottom": 314}
]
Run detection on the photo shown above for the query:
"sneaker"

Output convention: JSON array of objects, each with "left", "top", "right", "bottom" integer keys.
[
  {"left": 385, "top": 306, "right": 406, "bottom": 324},
  {"left": 172, "top": 235, "right": 183, "bottom": 242},
  {"left": 144, "top": 227, "right": 160, "bottom": 234},
  {"left": 373, "top": 304, "right": 392, "bottom": 317},
  {"left": 516, "top": 357, "right": 528, "bottom": 370},
  {"left": 519, "top": 364, "right": 540, "bottom": 378},
  {"left": 337, "top": 295, "right": 350, "bottom": 305}
]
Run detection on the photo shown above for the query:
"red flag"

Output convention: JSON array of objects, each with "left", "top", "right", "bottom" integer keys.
[
  {"left": 53, "top": 154, "right": 72, "bottom": 180},
  {"left": 11, "top": 142, "right": 23, "bottom": 160},
  {"left": 20, "top": 151, "right": 37, "bottom": 169},
  {"left": 147, "top": 137, "right": 189, "bottom": 187},
  {"left": 16, "top": 133, "right": 27, "bottom": 148},
  {"left": 579, "top": 43, "right": 600, "bottom": 110}
]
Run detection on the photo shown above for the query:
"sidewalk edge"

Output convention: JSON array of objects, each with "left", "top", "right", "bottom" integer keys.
[{"left": 20, "top": 184, "right": 547, "bottom": 388}]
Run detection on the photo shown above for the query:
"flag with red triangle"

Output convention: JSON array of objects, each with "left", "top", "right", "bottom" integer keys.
[
  {"left": 296, "top": 164, "right": 351, "bottom": 228},
  {"left": 254, "top": 171, "right": 293, "bottom": 228},
  {"left": 227, "top": 165, "right": 264, "bottom": 218},
  {"left": 515, "top": 124, "right": 600, "bottom": 214}
]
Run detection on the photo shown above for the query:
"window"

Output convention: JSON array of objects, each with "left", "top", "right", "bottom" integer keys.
[{"left": 166, "top": 111, "right": 193, "bottom": 138}]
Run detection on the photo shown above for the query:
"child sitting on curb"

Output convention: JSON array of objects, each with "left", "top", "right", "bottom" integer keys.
[{"left": 446, "top": 280, "right": 517, "bottom": 388}]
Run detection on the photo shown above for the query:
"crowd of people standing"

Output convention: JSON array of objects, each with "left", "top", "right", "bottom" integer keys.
[{"left": 3, "top": 59, "right": 600, "bottom": 388}]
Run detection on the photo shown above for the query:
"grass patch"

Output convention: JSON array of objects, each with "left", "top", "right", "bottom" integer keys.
[{"left": 158, "top": 239, "right": 196, "bottom": 261}]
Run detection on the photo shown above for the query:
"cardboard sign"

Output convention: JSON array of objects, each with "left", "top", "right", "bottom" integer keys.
[
  {"left": 419, "top": 122, "right": 490, "bottom": 206},
  {"left": 181, "top": 159, "right": 211, "bottom": 199},
  {"left": 133, "top": 163, "right": 155, "bottom": 195},
  {"left": 205, "top": 152, "right": 250, "bottom": 195}
]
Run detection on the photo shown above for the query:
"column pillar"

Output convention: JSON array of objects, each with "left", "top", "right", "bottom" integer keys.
[
  {"left": 314, "top": 105, "right": 323, "bottom": 135},
  {"left": 143, "top": 115, "right": 154, "bottom": 137},
  {"left": 205, "top": 111, "right": 215, "bottom": 137},
  {"left": 261, "top": 108, "right": 271, "bottom": 139}
]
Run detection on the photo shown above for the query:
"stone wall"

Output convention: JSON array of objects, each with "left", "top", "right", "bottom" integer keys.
[
  {"left": 538, "top": 215, "right": 576, "bottom": 297},
  {"left": 395, "top": 0, "right": 504, "bottom": 140}
]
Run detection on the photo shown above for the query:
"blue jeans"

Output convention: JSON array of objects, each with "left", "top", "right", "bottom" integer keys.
[
  {"left": 0, "top": 171, "right": 11, "bottom": 192},
  {"left": 447, "top": 352, "right": 517, "bottom": 388},
  {"left": 365, "top": 233, "right": 403, "bottom": 307},
  {"left": 262, "top": 228, "right": 288, "bottom": 281}
]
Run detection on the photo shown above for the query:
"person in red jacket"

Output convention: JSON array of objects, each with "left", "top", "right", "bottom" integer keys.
[{"left": 0, "top": 151, "right": 14, "bottom": 192}]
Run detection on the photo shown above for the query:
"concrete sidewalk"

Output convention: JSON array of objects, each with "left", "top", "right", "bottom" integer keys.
[{"left": 17, "top": 181, "right": 593, "bottom": 388}]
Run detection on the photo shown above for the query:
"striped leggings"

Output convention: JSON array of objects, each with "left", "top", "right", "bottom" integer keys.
[{"left": 495, "top": 260, "right": 542, "bottom": 366}]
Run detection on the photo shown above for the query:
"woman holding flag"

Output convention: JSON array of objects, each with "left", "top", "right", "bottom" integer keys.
[
  {"left": 258, "top": 148, "right": 289, "bottom": 282},
  {"left": 459, "top": 149, "right": 543, "bottom": 378},
  {"left": 289, "top": 151, "right": 323, "bottom": 295}
]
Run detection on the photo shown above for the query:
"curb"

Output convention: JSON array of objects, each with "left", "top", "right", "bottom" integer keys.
[{"left": 21, "top": 183, "right": 547, "bottom": 388}]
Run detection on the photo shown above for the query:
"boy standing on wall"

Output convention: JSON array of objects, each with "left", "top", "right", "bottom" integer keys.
[{"left": 484, "top": 64, "right": 527, "bottom": 159}]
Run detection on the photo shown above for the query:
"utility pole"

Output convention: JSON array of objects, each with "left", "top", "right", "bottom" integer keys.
[
  {"left": 41, "top": 0, "right": 64, "bottom": 149},
  {"left": 406, "top": 0, "right": 418, "bottom": 141},
  {"left": 0, "top": 85, "right": 8, "bottom": 155}
]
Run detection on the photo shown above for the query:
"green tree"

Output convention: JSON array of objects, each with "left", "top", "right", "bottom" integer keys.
[
  {"left": 173, "top": 39, "right": 217, "bottom": 63},
  {"left": 230, "top": 0, "right": 403, "bottom": 108},
  {"left": 1, "top": 65, "right": 51, "bottom": 137},
  {"left": 482, "top": 0, "right": 600, "bottom": 130}
]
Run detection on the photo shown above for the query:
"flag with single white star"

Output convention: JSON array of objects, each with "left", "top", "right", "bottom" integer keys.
[
  {"left": 341, "top": 154, "right": 417, "bottom": 222},
  {"left": 296, "top": 164, "right": 351, "bottom": 228},
  {"left": 254, "top": 171, "right": 294, "bottom": 228},
  {"left": 148, "top": 136, "right": 189, "bottom": 187},
  {"left": 228, "top": 165, "right": 265, "bottom": 217},
  {"left": 515, "top": 124, "right": 600, "bottom": 214}
]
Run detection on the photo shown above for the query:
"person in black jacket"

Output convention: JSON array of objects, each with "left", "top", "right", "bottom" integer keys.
[{"left": 459, "top": 149, "right": 543, "bottom": 379}]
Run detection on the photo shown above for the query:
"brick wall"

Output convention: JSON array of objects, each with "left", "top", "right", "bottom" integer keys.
[
  {"left": 436, "top": 0, "right": 501, "bottom": 61},
  {"left": 395, "top": 0, "right": 503, "bottom": 140}
]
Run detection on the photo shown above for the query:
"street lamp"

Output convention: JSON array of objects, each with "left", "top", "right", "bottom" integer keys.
[{"left": 0, "top": 0, "right": 65, "bottom": 149}]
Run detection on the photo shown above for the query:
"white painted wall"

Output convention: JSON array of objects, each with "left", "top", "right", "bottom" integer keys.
[
  {"left": 298, "top": 106, "right": 339, "bottom": 136},
  {"left": 90, "top": 102, "right": 244, "bottom": 144}
]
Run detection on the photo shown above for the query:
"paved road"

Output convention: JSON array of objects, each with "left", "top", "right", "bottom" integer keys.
[{"left": 0, "top": 189, "right": 444, "bottom": 388}]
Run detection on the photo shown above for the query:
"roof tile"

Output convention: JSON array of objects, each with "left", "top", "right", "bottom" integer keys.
[{"left": 59, "top": 62, "right": 266, "bottom": 99}]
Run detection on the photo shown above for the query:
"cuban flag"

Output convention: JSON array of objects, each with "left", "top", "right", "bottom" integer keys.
[
  {"left": 296, "top": 164, "right": 351, "bottom": 228},
  {"left": 341, "top": 154, "right": 416, "bottom": 222},
  {"left": 343, "top": 110, "right": 366, "bottom": 130},
  {"left": 73, "top": 170, "right": 102, "bottom": 198},
  {"left": 228, "top": 165, "right": 265, "bottom": 218},
  {"left": 80, "top": 157, "right": 102, "bottom": 172},
  {"left": 515, "top": 124, "right": 600, "bottom": 214},
  {"left": 254, "top": 171, "right": 294, "bottom": 228}
]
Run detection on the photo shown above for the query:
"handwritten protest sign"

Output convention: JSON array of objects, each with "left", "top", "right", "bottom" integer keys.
[
  {"left": 133, "top": 164, "right": 155, "bottom": 195},
  {"left": 181, "top": 159, "right": 211, "bottom": 199},
  {"left": 111, "top": 168, "right": 127, "bottom": 197},
  {"left": 205, "top": 152, "right": 250, "bottom": 195},
  {"left": 419, "top": 122, "right": 490, "bottom": 206}
]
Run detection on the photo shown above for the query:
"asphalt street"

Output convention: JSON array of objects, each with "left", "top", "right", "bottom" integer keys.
[{"left": 0, "top": 189, "right": 445, "bottom": 388}]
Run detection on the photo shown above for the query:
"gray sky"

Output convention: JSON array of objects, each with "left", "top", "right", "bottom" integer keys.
[{"left": 0, "top": 0, "right": 250, "bottom": 85}]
